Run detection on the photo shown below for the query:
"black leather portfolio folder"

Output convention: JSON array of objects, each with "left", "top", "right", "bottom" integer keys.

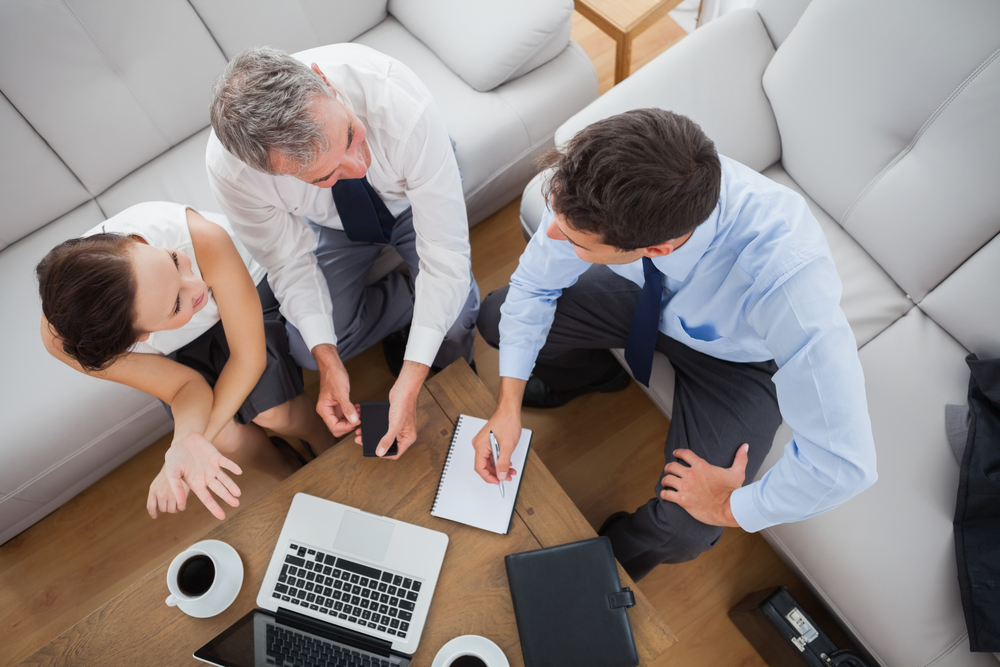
[{"left": 504, "top": 536, "right": 638, "bottom": 667}]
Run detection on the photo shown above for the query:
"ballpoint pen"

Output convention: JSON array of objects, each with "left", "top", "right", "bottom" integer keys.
[{"left": 489, "top": 430, "right": 505, "bottom": 499}]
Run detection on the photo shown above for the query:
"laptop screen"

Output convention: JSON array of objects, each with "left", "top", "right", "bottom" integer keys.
[{"left": 194, "top": 609, "right": 402, "bottom": 667}]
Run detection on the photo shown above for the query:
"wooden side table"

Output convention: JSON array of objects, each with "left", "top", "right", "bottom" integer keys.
[{"left": 575, "top": 0, "right": 686, "bottom": 84}]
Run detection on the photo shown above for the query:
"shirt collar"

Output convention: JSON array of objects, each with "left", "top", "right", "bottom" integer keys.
[{"left": 649, "top": 198, "right": 720, "bottom": 282}]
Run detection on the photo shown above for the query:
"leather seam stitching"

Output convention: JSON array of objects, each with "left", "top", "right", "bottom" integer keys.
[
  {"left": 922, "top": 632, "right": 972, "bottom": 667},
  {"left": 840, "top": 47, "right": 1000, "bottom": 227}
]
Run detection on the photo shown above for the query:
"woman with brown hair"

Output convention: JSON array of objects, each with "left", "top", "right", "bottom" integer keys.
[{"left": 37, "top": 201, "right": 337, "bottom": 520}]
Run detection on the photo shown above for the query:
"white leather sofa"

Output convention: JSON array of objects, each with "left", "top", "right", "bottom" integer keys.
[
  {"left": 519, "top": 0, "right": 1000, "bottom": 664},
  {"left": 0, "top": 0, "right": 597, "bottom": 545}
]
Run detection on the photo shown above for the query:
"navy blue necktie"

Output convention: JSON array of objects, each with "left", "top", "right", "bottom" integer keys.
[
  {"left": 624, "top": 257, "right": 664, "bottom": 387},
  {"left": 331, "top": 176, "right": 395, "bottom": 243}
]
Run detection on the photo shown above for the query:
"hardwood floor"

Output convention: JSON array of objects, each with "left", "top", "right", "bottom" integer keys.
[{"left": 0, "top": 11, "right": 853, "bottom": 666}]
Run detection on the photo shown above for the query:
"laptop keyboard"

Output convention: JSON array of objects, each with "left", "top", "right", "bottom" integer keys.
[
  {"left": 272, "top": 543, "right": 422, "bottom": 641},
  {"left": 265, "top": 622, "right": 391, "bottom": 667}
]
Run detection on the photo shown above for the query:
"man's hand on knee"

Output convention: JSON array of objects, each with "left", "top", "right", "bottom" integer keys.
[
  {"left": 660, "top": 444, "right": 748, "bottom": 528},
  {"left": 313, "top": 343, "right": 359, "bottom": 437}
]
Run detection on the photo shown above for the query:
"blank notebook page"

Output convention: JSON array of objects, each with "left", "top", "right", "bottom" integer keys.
[{"left": 431, "top": 414, "right": 532, "bottom": 535}]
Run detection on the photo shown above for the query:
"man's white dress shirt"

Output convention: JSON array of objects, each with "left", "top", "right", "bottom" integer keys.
[{"left": 206, "top": 43, "right": 471, "bottom": 367}]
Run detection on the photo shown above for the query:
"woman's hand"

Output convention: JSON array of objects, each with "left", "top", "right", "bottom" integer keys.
[
  {"left": 147, "top": 432, "right": 244, "bottom": 520},
  {"left": 147, "top": 466, "right": 190, "bottom": 518}
]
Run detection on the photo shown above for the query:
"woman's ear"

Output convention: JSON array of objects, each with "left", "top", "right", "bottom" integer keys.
[
  {"left": 136, "top": 332, "right": 151, "bottom": 342},
  {"left": 127, "top": 234, "right": 148, "bottom": 245}
]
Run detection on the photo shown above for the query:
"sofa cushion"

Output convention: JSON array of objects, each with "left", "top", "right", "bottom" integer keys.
[
  {"left": 97, "top": 128, "right": 220, "bottom": 217},
  {"left": 761, "top": 307, "right": 996, "bottom": 667},
  {"left": 388, "top": 0, "right": 572, "bottom": 93},
  {"left": 0, "top": 202, "right": 171, "bottom": 508},
  {"left": 0, "top": 95, "right": 91, "bottom": 249},
  {"left": 355, "top": 17, "right": 596, "bottom": 224},
  {"left": 920, "top": 231, "right": 1000, "bottom": 361},
  {"left": 188, "top": 0, "right": 388, "bottom": 59},
  {"left": 843, "top": 50, "right": 1000, "bottom": 302},
  {"left": 555, "top": 9, "right": 781, "bottom": 174},
  {"left": 0, "top": 0, "right": 227, "bottom": 195},
  {"left": 762, "top": 0, "right": 1000, "bottom": 301},
  {"left": 760, "top": 165, "right": 911, "bottom": 348},
  {"left": 753, "top": 0, "right": 812, "bottom": 49}
]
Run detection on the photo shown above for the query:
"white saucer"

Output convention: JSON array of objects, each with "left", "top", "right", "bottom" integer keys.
[
  {"left": 176, "top": 539, "right": 244, "bottom": 619},
  {"left": 431, "top": 635, "right": 509, "bottom": 667}
]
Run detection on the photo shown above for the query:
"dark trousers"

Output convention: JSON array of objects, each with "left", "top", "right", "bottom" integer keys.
[
  {"left": 285, "top": 208, "right": 481, "bottom": 370},
  {"left": 477, "top": 265, "right": 782, "bottom": 580}
]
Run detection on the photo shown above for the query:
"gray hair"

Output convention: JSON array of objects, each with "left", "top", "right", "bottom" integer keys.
[{"left": 210, "top": 46, "right": 335, "bottom": 174}]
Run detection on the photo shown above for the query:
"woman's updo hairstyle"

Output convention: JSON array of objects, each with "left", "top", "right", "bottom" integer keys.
[{"left": 36, "top": 233, "right": 141, "bottom": 372}]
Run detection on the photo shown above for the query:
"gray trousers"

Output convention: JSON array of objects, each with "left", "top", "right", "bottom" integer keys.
[
  {"left": 287, "top": 208, "right": 480, "bottom": 370},
  {"left": 478, "top": 265, "right": 782, "bottom": 580}
]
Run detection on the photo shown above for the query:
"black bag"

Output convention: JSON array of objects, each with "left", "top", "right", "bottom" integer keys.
[
  {"left": 729, "top": 587, "right": 873, "bottom": 667},
  {"left": 954, "top": 354, "right": 1000, "bottom": 651}
]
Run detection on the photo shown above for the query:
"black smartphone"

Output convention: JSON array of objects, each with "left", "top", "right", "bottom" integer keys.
[{"left": 360, "top": 401, "right": 399, "bottom": 457}]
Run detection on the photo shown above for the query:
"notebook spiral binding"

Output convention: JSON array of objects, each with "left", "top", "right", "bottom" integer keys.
[{"left": 430, "top": 415, "right": 464, "bottom": 514}]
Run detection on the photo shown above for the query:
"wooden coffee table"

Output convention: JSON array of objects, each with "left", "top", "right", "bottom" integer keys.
[{"left": 19, "top": 361, "right": 675, "bottom": 665}]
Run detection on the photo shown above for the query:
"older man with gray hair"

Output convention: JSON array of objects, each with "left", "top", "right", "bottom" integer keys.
[{"left": 206, "top": 44, "right": 479, "bottom": 458}]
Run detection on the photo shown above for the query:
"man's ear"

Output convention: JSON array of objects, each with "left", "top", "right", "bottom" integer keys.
[
  {"left": 310, "top": 63, "right": 336, "bottom": 93},
  {"left": 644, "top": 230, "right": 693, "bottom": 258},
  {"left": 127, "top": 234, "right": 148, "bottom": 245},
  {"left": 644, "top": 241, "right": 677, "bottom": 258}
]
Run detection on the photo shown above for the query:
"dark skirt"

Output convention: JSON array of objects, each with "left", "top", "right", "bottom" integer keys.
[{"left": 163, "top": 278, "right": 304, "bottom": 425}]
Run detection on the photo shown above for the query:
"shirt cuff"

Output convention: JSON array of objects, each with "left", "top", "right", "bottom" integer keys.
[
  {"left": 404, "top": 325, "right": 445, "bottom": 367},
  {"left": 729, "top": 484, "right": 778, "bottom": 533},
  {"left": 498, "top": 346, "right": 537, "bottom": 381},
  {"left": 297, "top": 313, "right": 337, "bottom": 354}
]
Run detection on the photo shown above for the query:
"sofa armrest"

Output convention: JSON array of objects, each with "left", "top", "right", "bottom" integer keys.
[
  {"left": 388, "top": 0, "right": 573, "bottom": 92},
  {"left": 555, "top": 8, "right": 782, "bottom": 173}
]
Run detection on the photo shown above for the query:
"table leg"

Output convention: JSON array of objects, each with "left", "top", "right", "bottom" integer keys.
[{"left": 615, "top": 32, "right": 633, "bottom": 84}]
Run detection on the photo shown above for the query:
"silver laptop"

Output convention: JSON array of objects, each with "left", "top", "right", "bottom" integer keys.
[{"left": 195, "top": 493, "right": 449, "bottom": 666}]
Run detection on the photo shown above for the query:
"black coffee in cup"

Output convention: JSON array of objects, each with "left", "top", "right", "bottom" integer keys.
[
  {"left": 449, "top": 657, "right": 487, "bottom": 667},
  {"left": 177, "top": 554, "right": 215, "bottom": 597}
]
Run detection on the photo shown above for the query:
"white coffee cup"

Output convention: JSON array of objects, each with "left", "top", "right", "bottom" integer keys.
[
  {"left": 432, "top": 635, "right": 509, "bottom": 667},
  {"left": 443, "top": 653, "right": 488, "bottom": 667},
  {"left": 166, "top": 547, "right": 217, "bottom": 607},
  {"left": 165, "top": 539, "right": 243, "bottom": 618}
]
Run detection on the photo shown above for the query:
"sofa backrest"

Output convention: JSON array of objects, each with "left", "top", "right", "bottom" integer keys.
[
  {"left": 0, "top": 0, "right": 576, "bottom": 252},
  {"left": 388, "top": 0, "right": 573, "bottom": 93},
  {"left": 0, "top": 0, "right": 226, "bottom": 202},
  {"left": 762, "top": 0, "right": 1000, "bottom": 306},
  {"left": 189, "top": 0, "right": 389, "bottom": 59},
  {"left": 0, "top": 94, "right": 92, "bottom": 251},
  {"left": 753, "top": 0, "right": 811, "bottom": 49}
]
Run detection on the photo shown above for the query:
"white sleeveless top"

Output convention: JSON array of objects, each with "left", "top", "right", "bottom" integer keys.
[{"left": 83, "top": 201, "right": 267, "bottom": 356}]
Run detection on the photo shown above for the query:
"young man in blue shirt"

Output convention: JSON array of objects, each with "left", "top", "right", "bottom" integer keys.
[{"left": 475, "top": 109, "right": 877, "bottom": 580}]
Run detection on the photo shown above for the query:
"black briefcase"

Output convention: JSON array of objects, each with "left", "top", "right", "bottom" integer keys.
[{"left": 729, "top": 587, "right": 873, "bottom": 667}]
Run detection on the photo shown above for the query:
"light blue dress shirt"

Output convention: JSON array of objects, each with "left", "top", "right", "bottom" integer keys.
[{"left": 499, "top": 156, "right": 877, "bottom": 532}]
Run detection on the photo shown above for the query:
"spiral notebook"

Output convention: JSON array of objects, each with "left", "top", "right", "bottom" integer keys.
[{"left": 430, "top": 414, "right": 532, "bottom": 535}]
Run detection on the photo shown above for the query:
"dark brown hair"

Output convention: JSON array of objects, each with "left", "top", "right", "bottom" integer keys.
[
  {"left": 540, "top": 108, "right": 721, "bottom": 251},
  {"left": 36, "top": 233, "right": 140, "bottom": 372}
]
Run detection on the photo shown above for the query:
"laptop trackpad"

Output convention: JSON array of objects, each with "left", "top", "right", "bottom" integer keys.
[{"left": 333, "top": 511, "right": 394, "bottom": 562}]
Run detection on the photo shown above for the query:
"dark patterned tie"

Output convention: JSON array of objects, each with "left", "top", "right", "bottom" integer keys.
[
  {"left": 331, "top": 176, "right": 395, "bottom": 243},
  {"left": 624, "top": 257, "right": 664, "bottom": 387}
]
